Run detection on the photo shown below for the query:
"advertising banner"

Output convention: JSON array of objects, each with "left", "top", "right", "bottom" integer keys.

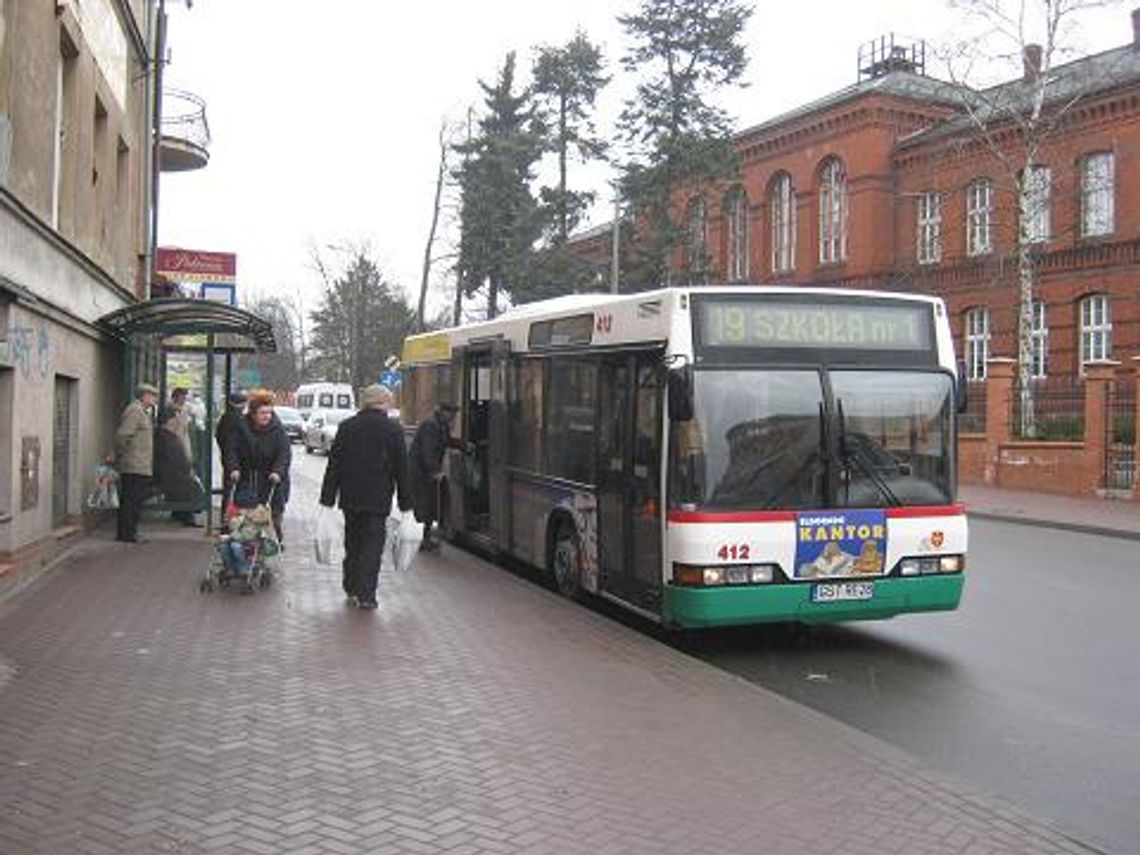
[
  {"left": 794, "top": 510, "right": 886, "bottom": 578},
  {"left": 155, "top": 248, "right": 237, "bottom": 283}
]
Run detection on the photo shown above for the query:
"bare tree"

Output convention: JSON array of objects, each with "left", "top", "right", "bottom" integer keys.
[
  {"left": 942, "top": 0, "right": 1126, "bottom": 433},
  {"left": 418, "top": 120, "right": 457, "bottom": 332}
]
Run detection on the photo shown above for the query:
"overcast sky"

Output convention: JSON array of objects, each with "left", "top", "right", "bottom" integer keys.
[{"left": 156, "top": 0, "right": 1131, "bottom": 319}]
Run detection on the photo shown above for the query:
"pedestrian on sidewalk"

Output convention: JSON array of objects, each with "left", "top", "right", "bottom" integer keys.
[
  {"left": 215, "top": 390, "right": 247, "bottom": 460},
  {"left": 410, "top": 401, "right": 458, "bottom": 552},
  {"left": 166, "top": 388, "right": 197, "bottom": 526},
  {"left": 319, "top": 385, "right": 412, "bottom": 609},
  {"left": 114, "top": 382, "right": 158, "bottom": 543},
  {"left": 225, "top": 389, "right": 291, "bottom": 543}
]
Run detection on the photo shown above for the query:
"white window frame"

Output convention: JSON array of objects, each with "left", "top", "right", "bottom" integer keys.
[
  {"left": 1024, "top": 165, "right": 1051, "bottom": 244},
  {"left": 1030, "top": 299, "right": 1048, "bottom": 379},
  {"left": 818, "top": 158, "right": 847, "bottom": 264},
  {"left": 770, "top": 173, "right": 796, "bottom": 274},
  {"left": 1079, "top": 294, "right": 1111, "bottom": 367},
  {"left": 726, "top": 190, "right": 749, "bottom": 281},
  {"left": 965, "top": 307, "right": 990, "bottom": 381},
  {"left": 966, "top": 178, "right": 992, "bottom": 257},
  {"left": 916, "top": 191, "right": 941, "bottom": 265},
  {"left": 1080, "top": 152, "right": 1114, "bottom": 238}
]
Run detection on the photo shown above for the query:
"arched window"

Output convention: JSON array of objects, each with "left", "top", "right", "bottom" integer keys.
[
  {"left": 769, "top": 172, "right": 795, "bottom": 274},
  {"left": 724, "top": 188, "right": 749, "bottom": 281},
  {"left": 818, "top": 157, "right": 847, "bottom": 264},
  {"left": 685, "top": 197, "right": 708, "bottom": 282}
]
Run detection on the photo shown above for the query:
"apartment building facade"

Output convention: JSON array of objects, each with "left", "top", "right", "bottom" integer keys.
[{"left": 0, "top": 0, "right": 156, "bottom": 564}]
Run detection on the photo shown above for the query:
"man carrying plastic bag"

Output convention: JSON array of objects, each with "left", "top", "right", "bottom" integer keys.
[
  {"left": 380, "top": 497, "right": 424, "bottom": 574},
  {"left": 318, "top": 385, "right": 412, "bottom": 610}
]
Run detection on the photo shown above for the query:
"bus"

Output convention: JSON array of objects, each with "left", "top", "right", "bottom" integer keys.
[
  {"left": 399, "top": 286, "right": 968, "bottom": 629},
  {"left": 294, "top": 382, "right": 355, "bottom": 420}
]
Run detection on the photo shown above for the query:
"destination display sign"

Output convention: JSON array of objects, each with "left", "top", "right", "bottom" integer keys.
[{"left": 697, "top": 299, "right": 932, "bottom": 352}]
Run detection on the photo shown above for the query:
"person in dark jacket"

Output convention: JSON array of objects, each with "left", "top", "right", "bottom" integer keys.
[
  {"left": 410, "top": 401, "right": 458, "bottom": 551},
  {"left": 154, "top": 407, "right": 203, "bottom": 526},
  {"left": 225, "top": 389, "right": 291, "bottom": 542},
  {"left": 319, "top": 385, "right": 412, "bottom": 609},
  {"left": 215, "top": 391, "right": 247, "bottom": 459}
]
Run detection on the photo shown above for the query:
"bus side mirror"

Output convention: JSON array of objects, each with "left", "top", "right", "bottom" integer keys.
[
  {"left": 668, "top": 365, "right": 694, "bottom": 422},
  {"left": 955, "top": 361, "right": 969, "bottom": 414}
]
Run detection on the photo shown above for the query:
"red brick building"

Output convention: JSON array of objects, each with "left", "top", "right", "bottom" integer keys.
[{"left": 577, "top": 12, "right": 1140, "bottom": 389}]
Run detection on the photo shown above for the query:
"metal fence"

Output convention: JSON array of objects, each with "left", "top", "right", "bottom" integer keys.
[
  {"left": 959, "top": 381, "right": 987, "bottom": 434},
  {"left": 1106, "top": 376, "right": 1136, "bottom": 491},
  {"left": 1009, "top": 379, "right": 1085, "bottom": 441}
]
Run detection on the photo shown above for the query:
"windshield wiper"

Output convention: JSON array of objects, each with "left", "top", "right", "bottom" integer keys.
[{"left": 836, "top": 398, "right": 900, "bottom": 507}]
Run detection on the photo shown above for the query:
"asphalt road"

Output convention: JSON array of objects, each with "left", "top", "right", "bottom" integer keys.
[
  {"left": 685, "top": 518, "right": 1140, "bottom": 854},
  {"left": 292, "top": 450, "right": 1138, "bottom": 853}
]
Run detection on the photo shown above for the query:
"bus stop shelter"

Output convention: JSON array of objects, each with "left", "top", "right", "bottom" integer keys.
[{"left": 99, "top": 298, "right": 276, "bottom": 533}]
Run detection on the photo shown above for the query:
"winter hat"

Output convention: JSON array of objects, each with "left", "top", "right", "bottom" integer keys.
[{"left": 360, "top": 384, "right": 393, "bottom": 410}]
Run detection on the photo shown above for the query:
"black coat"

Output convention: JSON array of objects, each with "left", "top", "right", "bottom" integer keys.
[
  {"left": 320, "top": 409, "right": 411, "bottom": 514},
  {"left": 227, "top": 414, "right": 291, "bottom": 511},
  {"left": 215, "top": 407, "right": 245, "bottom": 459},
  {"left": 411, "top": 414, "right": 450, "bottom": 523},
  {"left": 153, "top": 428, "right": 201, "bottom": 504}
]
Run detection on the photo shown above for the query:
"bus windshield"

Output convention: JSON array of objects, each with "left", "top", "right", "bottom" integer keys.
[{"left": 670, "top": 369, "right": 953, "bottom": 511}]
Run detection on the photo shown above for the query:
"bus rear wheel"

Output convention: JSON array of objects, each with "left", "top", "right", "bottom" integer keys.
[{"left": 551, "top": 522, "right": 582, "bottom": 600}]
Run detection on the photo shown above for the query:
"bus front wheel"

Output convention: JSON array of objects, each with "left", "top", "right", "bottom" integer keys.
[{"left": 550, "top": 522, "right": 582, "bottom": 600}]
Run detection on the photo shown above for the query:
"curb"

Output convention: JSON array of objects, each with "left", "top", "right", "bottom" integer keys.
[{"left": 967, "top": 510, "right": 1140, "bottom": 542}]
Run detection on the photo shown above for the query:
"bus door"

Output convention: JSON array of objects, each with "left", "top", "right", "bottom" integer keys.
[
  {"left": 597, "top": 352, "right": 664, "bottom": 611},
  {"left": 459, "top": 346, "right": 493, "bottom": 536}
]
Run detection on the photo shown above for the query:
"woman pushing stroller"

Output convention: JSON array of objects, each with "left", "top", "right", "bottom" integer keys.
[{"left": 224, "top": 389, "right": 291, "bottom": 543}]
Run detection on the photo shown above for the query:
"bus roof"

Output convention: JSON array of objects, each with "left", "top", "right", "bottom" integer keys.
[{"left": 402, "top": 285, "right": 947, "bottom": 364}]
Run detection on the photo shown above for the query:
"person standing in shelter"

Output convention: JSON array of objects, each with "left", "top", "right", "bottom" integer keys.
[
  {"left": 411, "top": 402, "right": 458, "bottom": 552},
  {"left": 153, "top": 407, "right": 203, "bottom": 527},
  {"left": 319, "top": 385, "right": 412, "bottom": 609},
  {"left": 114, "top": 383, "right": 158, "bottom": 543},
  {"left": 225, "top": 390, "right": 291, "bottom": 543},
  {"left": 166, "top": 387, "right": 197, "bottom": 526}
]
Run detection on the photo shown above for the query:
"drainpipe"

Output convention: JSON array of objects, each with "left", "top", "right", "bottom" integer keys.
[{"left": 148, "top": 0, "right": 167, "bottom": 300}]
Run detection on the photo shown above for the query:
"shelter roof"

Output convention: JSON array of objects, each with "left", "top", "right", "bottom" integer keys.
[{"left": 98, "top": 298, "right": 276, "bottom": 353}]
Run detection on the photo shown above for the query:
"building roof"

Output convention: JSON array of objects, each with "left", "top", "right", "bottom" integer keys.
[{"left": 899, "top": 42, "right": 1140, "bottom": 149}]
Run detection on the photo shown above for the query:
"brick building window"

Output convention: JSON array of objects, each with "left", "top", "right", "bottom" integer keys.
[
  {"left": 1023, "top": 165, "right": 1051, "bottom": 243},
  {"left": 965, "top": 307, "right": 990, "bottom": 380},
  {"left": 724, "top": 188, "right": 749, "bottom": 281},
  {"left": 685, "top": 197, "right": 708, "bottom": 282},
  {"left": 770, "top": 172, "right": 796, "bottom": 274},
  {"left": 916, "top": 191, "right": 941, "bottom": 265},
  {"left": 1030, "top": 300, "right": 1048, "bottom": 379},
  {"left": 818, "top": 157, "right": 847, "bottom": 264},
  {"left": 1080, "top": 152, "right": 1114, "bottom": 237},
  {"left": 1079, "top": 294, "right": 1111, "bottom": 367},
  {"left": 966, "top": 178, "right": 992, "bottom": 256}
]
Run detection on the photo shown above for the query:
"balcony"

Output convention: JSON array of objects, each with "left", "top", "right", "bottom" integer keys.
[{"left": 159, "top": 89, "right": 210, "bottom": 172}]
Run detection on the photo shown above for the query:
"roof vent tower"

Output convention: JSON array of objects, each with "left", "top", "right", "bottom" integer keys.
[{"left": 858, "top": 34, "right": 926, "bottom": 81}]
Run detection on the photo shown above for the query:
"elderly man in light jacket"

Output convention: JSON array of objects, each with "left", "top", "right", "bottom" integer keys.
[{"left": 115, "top": 382, "right": 158, "bottom": 543}]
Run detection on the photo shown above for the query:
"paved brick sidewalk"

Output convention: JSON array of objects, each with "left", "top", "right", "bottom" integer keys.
[
  {"left": 0, "top": 521, "right": 1108, "bottom": 854},
  {"left": 960, "top": 484, "right": 1140, "bottom": 540}
]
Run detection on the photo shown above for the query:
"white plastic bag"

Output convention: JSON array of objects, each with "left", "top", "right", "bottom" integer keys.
[
  {"left": 394, "top": 510, "right": 423, "bottom": 573},
  {"left": 380, "top": 499, "right": 401, "bottom": 574},
  {"left": 86, "top": 462, "right": 119, "bottom": 509},
  {"left": 313, "top": 506, "right": 345, "bottom": 566}
]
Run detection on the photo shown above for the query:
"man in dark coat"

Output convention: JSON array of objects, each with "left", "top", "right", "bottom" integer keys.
[
  {"left": 319, "top": 385, "right": 412, "bottom": 609},
  {"left": 225, "top": 390, "right": 291, "bottom": 542},
  {"left": 215, "top": 391, "right": 247, "bottom": 460},
  {"left": 410, "top": 401, "right": 458, "bottom": 551}
]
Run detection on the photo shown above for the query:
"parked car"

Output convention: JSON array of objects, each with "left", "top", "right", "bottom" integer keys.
[
  {"left": 303, "top": 409, "right": 351, "bottom": 454},
  {"left": 276, "top": 405, "right": 305, "bottom": 443}
]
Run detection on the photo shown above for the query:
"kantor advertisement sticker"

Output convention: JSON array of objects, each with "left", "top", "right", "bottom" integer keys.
[{"left": 795, "top": 510, "right": 887, "bottom": 578}]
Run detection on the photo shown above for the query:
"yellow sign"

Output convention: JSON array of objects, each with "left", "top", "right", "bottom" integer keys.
[{"left": 401, "top": 332, "right": 451, "bottom": 364}]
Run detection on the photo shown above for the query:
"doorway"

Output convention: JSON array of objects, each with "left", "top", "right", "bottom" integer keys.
[{"left": 52, "top": 376, "right": 76, "bottom": 528}]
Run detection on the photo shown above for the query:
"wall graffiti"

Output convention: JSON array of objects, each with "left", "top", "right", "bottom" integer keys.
[{"left": 7, "top": 321, "right": 51, "bottom": 379}]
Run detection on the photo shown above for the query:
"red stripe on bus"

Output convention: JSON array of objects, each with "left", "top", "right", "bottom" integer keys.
[
  {"left": 885, "top": 504, "right": 966, "bottom": 518},
  {"left": 667, "top": 510, "right": 798, "bottom": 523}
]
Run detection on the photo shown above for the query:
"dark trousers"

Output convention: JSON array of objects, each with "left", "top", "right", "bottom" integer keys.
[
  {"left": 116, "top": 474, "right": 149, "bottom": 541},
  {"left": 342, "top": 510, "right": 387, "bottom": 604}
]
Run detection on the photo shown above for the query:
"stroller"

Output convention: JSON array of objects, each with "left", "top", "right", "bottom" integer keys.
[{"left": 200, "top": 481, "right": 281, "bottom": 594}]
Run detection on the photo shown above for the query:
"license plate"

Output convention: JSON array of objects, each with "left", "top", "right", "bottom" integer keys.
[{"left": 812, "top": 581, "right": 874, "bottom": 603}]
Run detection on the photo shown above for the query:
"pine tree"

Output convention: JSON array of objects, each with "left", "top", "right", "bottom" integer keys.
[
  {"left": 455, "top": 53, "right": 544, "bottom": 318},
  {"left": 617, "top": 0, "right": 752, "bottom": 288}
]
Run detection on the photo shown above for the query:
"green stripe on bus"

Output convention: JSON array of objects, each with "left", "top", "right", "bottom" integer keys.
[{"left": 662, "top": 575, "right": 965, "bottom": 628}]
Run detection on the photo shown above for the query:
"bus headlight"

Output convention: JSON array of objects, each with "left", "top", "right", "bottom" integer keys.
[
  {"left": 673, "top": 564, "right": 778, "bottom": 587},
  {"left": 898, "top": 555, "right": 964, "bottom": 576}
]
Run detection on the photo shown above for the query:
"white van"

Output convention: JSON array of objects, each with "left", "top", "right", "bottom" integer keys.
[{"left": 295, "top": 382, "right": 355, "bottom": 420}]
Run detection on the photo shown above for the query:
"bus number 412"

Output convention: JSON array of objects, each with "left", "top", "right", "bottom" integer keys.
[{"left": 717, "top": 544, "right": 750, "bottom": 561}]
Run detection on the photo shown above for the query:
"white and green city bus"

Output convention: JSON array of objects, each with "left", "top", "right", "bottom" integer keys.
[{"left": 400, "top": 286, "right": 967, "bottom": 629}]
